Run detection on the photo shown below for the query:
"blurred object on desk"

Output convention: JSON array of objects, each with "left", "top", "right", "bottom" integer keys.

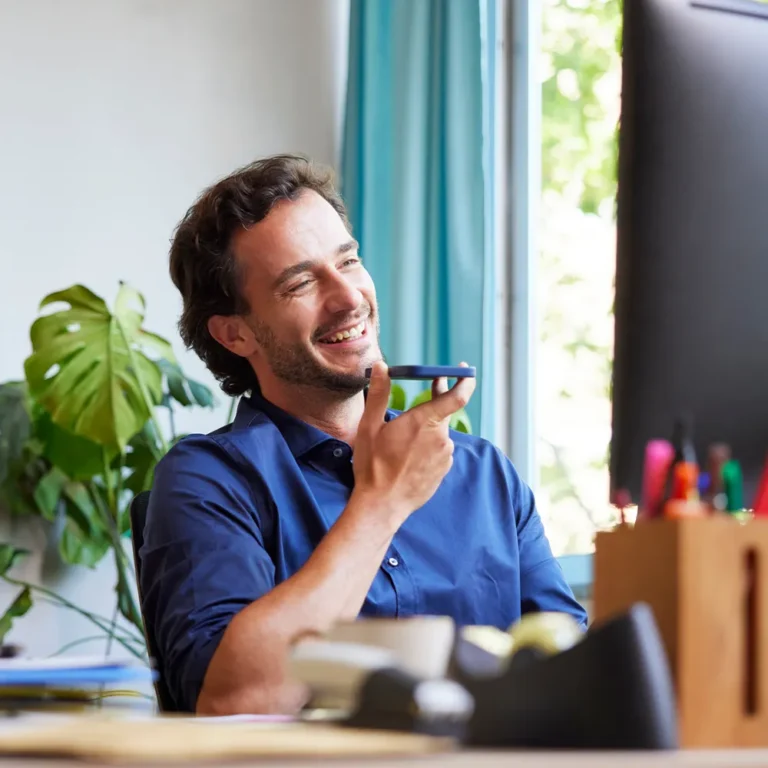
[
  {"left": 290, "top": 608, "right": 676, "bottom": 750},
  {"left": 0, "top": 655, "right": 154, "bottom": 714},
  {"left": 594, "top": 517, "right": 768, "bottom": 747}
]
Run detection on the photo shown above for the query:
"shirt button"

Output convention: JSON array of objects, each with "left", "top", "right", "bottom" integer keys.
[
  {"left": 388, "top": 557, "right": 399, "bottom": 567},
  {"left": 333, "top": 447, "right": 344, "bottom": 458}
]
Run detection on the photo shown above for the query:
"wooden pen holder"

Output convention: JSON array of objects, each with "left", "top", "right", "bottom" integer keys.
[{"left": 593, "top": 516, "right": 768, "bottom": 747}]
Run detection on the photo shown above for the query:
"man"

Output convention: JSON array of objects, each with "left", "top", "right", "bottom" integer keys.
[{"left": 141, "top": 154, "right": 587, "bottom": 716}]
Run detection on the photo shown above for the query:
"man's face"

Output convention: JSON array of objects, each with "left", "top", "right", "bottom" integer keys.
[{"left": 231, "top": 190, "right": 382, "bottom": 393}]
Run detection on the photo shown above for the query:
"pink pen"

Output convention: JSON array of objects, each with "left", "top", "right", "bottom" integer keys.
[{"left": 640, "top": 439, "right": 675, "bottom": 520}]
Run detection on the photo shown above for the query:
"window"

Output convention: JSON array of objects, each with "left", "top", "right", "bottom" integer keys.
[{"left": 536, "top": 0, "right": 623, "bottom": 556}]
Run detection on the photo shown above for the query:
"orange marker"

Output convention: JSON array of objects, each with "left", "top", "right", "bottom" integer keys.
[{"left": 671, "top": 462, "right": 699, "bottom": 501}]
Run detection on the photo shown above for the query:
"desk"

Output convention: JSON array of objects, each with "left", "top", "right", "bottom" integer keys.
[
  {"left": 0, "top": 712, "right": 766, "bottom": 767},
  {"left": 2, "top": 752, "right": 768, "bottom": 767}
]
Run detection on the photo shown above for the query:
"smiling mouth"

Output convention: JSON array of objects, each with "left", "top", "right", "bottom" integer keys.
[{"left": 318, "top": 321, "right": 367, "bottom": 344}]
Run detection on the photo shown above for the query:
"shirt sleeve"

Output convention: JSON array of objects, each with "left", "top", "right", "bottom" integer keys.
[
  {"left": 139, "top": 434, "right": 276, "bottom": 713},
  {"left": 501, "top": 451, "right": 589, "bottom": 630}
]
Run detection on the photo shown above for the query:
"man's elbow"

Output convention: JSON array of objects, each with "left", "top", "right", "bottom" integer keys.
[{"left": 195, "top": 677, "right": 309, "bottom": 716}]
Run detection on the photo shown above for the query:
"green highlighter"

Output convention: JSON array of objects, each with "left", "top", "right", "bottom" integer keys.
[{"left": 721, "top": 460, "right": 744, "bottom": 513}]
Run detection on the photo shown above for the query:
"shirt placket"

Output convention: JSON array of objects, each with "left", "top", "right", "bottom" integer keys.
[
  {"left": 326, "top": 440, "right": 419, "bottom": 617},
  {"left": 381, "top": 542, "right": 419, "bottom": 616}
]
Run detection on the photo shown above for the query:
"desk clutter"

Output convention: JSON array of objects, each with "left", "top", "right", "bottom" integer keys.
[
  {"left": 289, "top": 607, "right": 677, "bottom": 750},
  {"left": 597, "top": 418, "right": 768, "bottom": 748},
  {"left": 0, "top": 608, "right": 677, "bottom": 761}
]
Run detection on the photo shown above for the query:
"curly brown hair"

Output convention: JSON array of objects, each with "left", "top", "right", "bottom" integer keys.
[{"left": 169, "top": 154, "right": 350, "bottom": 396}]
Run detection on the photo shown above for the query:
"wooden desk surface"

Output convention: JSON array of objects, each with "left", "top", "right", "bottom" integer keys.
[
  {"left": 2, "top": 751, "right": 768, "bottom": 767},
  {"left": 0, "top": 710, "right": 765, "bottom": 767}
]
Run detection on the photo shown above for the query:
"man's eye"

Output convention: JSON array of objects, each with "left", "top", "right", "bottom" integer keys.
[
  {"left": 342, "top": 257, "right": 361, "bottom": 268},
  {"left": 288, "top": 280, "right": 311, "bottom": 294}
]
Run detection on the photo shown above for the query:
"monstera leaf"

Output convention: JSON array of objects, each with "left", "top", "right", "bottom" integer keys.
[
  {"left": 35, "top": 409, "right": 110, "bottom": 482},
  {"left": 24, "top": 284, "right": 175, "bottom": 452},
  {"left": 0, "top": 546, "right": 32, "bottom": 643},
  {"left": 123, "top": 422, "right": 163, "bottom": 501},
  {"left": 0, "top": 545, "right": 28, "bottom": 576},
  {"left": 0, "top": 588, "right": 32, "bottom": 644},
  {"left": 157, "top": 359, "right": 214, "bottom": 409}
]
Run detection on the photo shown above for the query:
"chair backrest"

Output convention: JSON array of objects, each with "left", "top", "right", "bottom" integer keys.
[{"left": 129, "top": 491, "right": 178, "bottom": 713}]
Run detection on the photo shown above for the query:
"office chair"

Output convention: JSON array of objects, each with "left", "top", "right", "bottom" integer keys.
[{"left": 129, "top": 491, "right": 178, "bottom": 713}]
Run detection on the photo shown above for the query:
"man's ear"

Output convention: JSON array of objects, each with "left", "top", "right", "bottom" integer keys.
[{"left": 207, "top": 315, "right": 258, "bottom": 358}]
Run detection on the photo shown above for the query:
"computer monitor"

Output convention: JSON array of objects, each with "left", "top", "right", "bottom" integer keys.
[{"left": 610, "top": 0, "right": 768, "bottom": 505}]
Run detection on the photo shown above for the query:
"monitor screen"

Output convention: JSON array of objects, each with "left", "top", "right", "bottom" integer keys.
[{"left": 610, "top": 0, "right": 768, "bottom": 506}]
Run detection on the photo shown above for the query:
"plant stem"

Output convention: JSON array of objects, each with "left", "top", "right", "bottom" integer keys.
[
  {"left": 34, "top": 598, "right": 144, "bottom": 646},
  {"left": 167, "top": 403, "right": 177, "bottom": 441},
  {"left": 89, "top": 480, "right": 143, "bottom": 634},
  {"left": 2, "top": 576, "right": 145, "bottom": 659},
  {"left": 102, "top": 448, "right": 116, "bottom": 513},
  {"left": 48, "top": 634, "right": 115, "bottom": 658},
  {"left": 104, "top": 601, "right": 119, "bottom": 659},
  {"left": 114, "top": 452, "right": 124, "bottom": 526}
]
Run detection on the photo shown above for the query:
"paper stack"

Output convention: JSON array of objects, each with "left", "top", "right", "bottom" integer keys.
[{"left": 0, "top": 655, "right": 155, "bottom": 709}]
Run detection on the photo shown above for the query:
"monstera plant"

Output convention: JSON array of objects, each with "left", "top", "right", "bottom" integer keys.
[{"left": 0, "top": 283, "right": 214, "bottom": 656}]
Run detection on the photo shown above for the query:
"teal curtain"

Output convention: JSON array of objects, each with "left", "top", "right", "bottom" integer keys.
[{"left": 341, "top": 0, "right": 498, "bottom": 439}]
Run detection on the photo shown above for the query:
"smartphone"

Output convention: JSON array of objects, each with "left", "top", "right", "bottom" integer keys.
[{"left": 365, "top": 365, "right": 476, "bottom": 380}]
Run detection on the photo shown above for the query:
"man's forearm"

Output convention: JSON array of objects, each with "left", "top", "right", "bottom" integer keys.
[{"left": 196, "top": 491, "right": 402, "bottom": 715}]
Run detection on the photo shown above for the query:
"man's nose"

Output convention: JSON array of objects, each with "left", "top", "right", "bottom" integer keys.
[{"left": 324, "top": 273, "right": 363, "bottom": 313}]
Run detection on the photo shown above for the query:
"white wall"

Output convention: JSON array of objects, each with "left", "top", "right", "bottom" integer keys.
[{"left": 0, "top": 0, "right": 350, "bottom": 660}]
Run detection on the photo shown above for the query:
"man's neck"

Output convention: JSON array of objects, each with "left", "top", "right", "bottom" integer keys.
[{"left": 257, "top": 381, "right": 366, "bottom": 447}]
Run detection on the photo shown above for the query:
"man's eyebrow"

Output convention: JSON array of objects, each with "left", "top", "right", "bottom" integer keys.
[
  {"left": 273, "top": 241, "right": 360, "bottom": 290},
  {"left": 338, "top": 239, "right": 359, "bottom": 255},
  {"left": 273, "top": 260, "right": 317, "bottom": 290}
]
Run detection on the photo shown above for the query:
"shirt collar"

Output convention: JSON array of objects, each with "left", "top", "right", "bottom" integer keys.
[{"left": 232, "top": 389, "right": 399, "bottom": 459}]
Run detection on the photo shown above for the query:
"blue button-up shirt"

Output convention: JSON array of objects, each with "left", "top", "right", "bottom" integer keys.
[{"left": 140, "top": 393, "right": 587, "bottom": 712}]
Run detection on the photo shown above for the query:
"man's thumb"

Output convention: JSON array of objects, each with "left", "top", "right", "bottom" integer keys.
[{"left": 362, "top": 361, "right": 391, "bottom": 425}]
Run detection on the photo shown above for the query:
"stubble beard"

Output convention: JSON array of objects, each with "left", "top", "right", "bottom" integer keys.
[{"left": 247, "top": 309, "right": 382, "bottom": 395}]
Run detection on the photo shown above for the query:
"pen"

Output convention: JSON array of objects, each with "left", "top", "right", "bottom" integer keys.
[
  {"left": 672, "top": 414, "right": 697, "bottom": 466},
  {"left": 721, "top": 460, "right": 744, "bottom": 513},
  {"left": 706, "top": 443, "right": 731, "bottom": 510},
  {"left": 671, "top": 462, "right": 699, "bottom": 501},
  {"left": 752, "top": 452, "right": 768, "bottom": 516},
  {"left": 640, "top": 440, "right": 674, "bottom": 519},
  {"left": 663, "top": 415, "right": 697, "bottom": 503}
]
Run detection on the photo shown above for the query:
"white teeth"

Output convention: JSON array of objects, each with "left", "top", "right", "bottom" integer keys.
[{"left": 325, "top": 322, "right": 366, "bottom": 343}]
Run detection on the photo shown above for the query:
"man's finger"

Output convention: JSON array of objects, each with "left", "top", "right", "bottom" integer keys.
[
  {"left": 420, "top": 368, "right": 476, "bottom": 424},
  {"left": 360, "top": 360, "right": 391, "bottom": 428},
  {"left": 432, "top": 376, "right": 448, "bottom": 401}
]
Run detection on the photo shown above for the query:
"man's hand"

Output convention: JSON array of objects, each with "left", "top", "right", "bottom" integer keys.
[{"left": 352, "top": 361, "right": 476, "bottom": 525}]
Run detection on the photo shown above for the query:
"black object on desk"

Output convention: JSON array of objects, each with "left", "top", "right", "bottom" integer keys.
[
  {"left": 346, "top": 669, "right": 473, "bottom": 739},
  {"left": 459, "top": 603, "right": 677, "bottom": 749},
  {"left": 347, "top": 603, "right": 678, "bottom": 750}
]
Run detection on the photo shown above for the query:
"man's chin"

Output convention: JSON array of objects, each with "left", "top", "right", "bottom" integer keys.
[
  {"left": 315, "top": 347, "right": 380, "bottom": 376},
  {"left": 312, "top": 360, "right": 377, "bottom": 394}
]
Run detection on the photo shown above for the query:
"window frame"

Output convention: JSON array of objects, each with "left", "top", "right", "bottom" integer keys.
[{"left": 499, "top": 0, "right": 594, "bottom": 600}]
